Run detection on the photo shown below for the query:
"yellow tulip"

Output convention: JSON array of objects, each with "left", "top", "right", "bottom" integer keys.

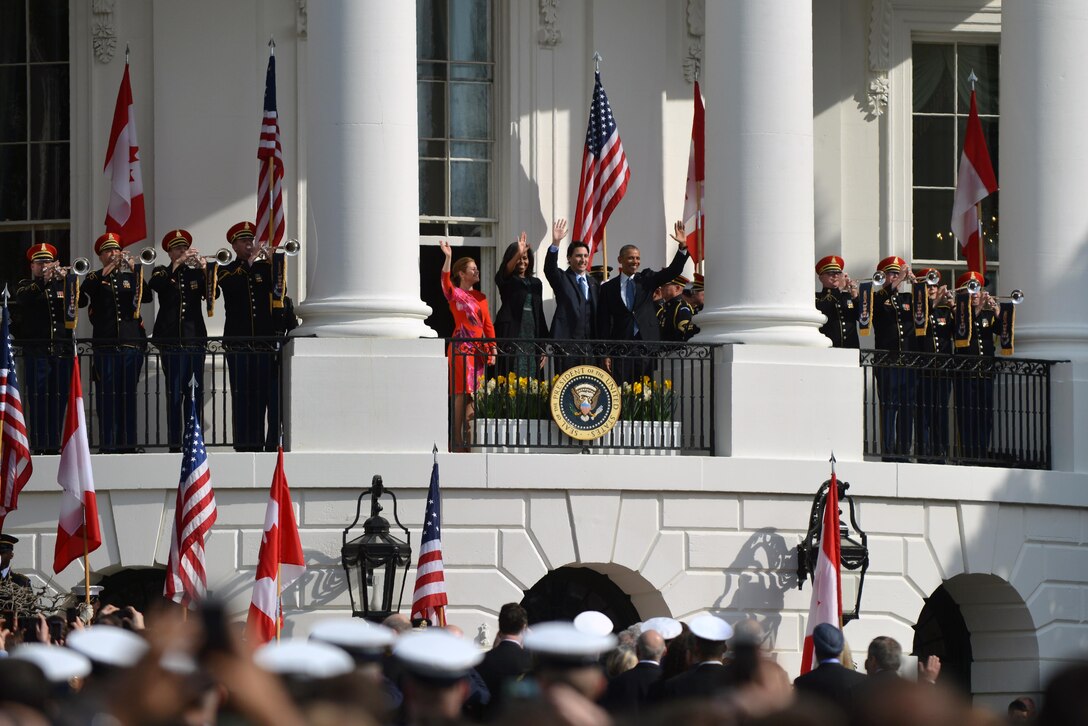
[
  {"left": 497, "top": 375, "right": 507, "bottom": 386},
  {"left": 633, "top": 382, "right": 643, "bottom": 395}
]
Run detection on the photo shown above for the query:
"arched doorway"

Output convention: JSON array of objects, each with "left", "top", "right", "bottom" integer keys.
[
  {"left": 913, "top": 584, "right": 972, "bottom": 694},
  {"left": 97, "top": 567, "right": 167, "bottom": 613},
  {"left": 521, "top": 566, "right": 640, "bottom": 631}
]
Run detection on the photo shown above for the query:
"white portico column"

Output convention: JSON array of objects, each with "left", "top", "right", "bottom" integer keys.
[
  {"left": 696, "top": 0, "right": 828, "bottom": 347},
  {"left": 1001, "top": 2, "right": 1088, "bottom": 361},
  {"left": 296, "top": 0, "right": 434, "bottom": 338}
]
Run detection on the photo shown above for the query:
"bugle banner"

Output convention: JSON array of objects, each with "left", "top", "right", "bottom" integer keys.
[
  {"left": 998, "top": 302, "right": 1015, "bottom": 356},
  {"left": 953, "top": 291, "right": 973, "bottom": 349},
  {"left": 912, "top": 282, "right": 929, "bottom": 336},
  {"left": 856, "top": 281, "right": 874, "bottom": 336}
]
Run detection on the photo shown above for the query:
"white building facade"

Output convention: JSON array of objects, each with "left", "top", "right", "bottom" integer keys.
[{"left": 3, "top": 0, "right": 1087, "bottom": 711}]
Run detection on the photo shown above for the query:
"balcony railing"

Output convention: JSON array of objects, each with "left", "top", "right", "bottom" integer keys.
[
  {"left": 447, "top": 338, "right": 717, "bottom": 455},
  {"left": 860, "top": 351, "right": 1056, "bottom": 469},
  {"left": 13, "top": 337, "right": 288, "bottom": 453}
]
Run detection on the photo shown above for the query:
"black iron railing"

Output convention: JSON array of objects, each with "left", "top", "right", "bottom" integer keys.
[
  {"left": 447, "top": 338, "right": 717, "bottom": 454},
  {"left": 13, "top": 337, "right": 288, "bottom": 452},
  {"left": 860, "top": 351, "right": 1056, "bottom": 469}
]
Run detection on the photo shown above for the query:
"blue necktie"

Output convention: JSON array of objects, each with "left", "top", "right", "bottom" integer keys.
[
  {"left": 579, "top": 275, "right": 589, "bottom": 300},
  {"left": 627, "top": 277, "right": 639, "bottom": 335}
]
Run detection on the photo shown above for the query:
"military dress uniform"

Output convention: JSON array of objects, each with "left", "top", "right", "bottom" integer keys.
[
  {"left": 149, "top": 230, "right": 208, "bottom": 450},
  {"left": 15, "top": 243, "right": 73, "bottom": 453},
  {"left": 660, "top": 291, "right": 700, "bottom": 342},
  {"left": 0, "top": 535, "right": 31, "bottom": 589},
  {"left": 814, "top": 256, "right": 859, "bottom": 348},
  {"left": 914, "top": 270, "right": 954, "bottom": 461},
  {"left": 872, "top": 256, "right": 917, "bottom": 460},
  {"left": 217, "top": 222, "right": 282, "bottom": 452},
  {"left": 953, "top": 271, "right": 997, "bottom": 462},
  {"left": 78, "top": 233, "right": 149, "bottom": 452}
]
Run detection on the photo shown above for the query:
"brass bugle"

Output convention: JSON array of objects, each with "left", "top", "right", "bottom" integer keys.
[
  {"left": 256, "top": 238, "right": 301, "bottom": 261},
  {"left": 212, "top": 247, "right": 234, "bottom": 266},
  {"left": 71, "top": 257, "right": 90, "bottom": 276},
  {"left": 872, "top": 271, "right": 886, "bottom": 286},
  {"left": 922, "top": 270, "right": 940, "bottom": 285},
  {"left": 139, "top": 247, "right": 158, "bottom": 265},
  {"left": 954, "top": 279, "right": 982, "bottom": 295},
  {"left": 993, "top": 289, "right": 1025, "bottom": 305}
]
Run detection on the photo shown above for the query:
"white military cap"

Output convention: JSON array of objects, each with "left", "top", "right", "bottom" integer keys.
[
  {"left": 12, "top": 644, "right": 92, "bottom": 682},
  {"left": 66, "top": 625, "right": 149, "bottom": 668},
  {"left": 573, "top": 610, "right": 614, "bottom": 637},
  {"left": 393, "top": 630, "right": 483, "bottom": 685},
  {"left": 524, "top": 621, "right": 617, "bottom": 667},
  {"left": 254, "top": 639, "right": 355, "bottom": 680},
  {"left": 309, "top": 617, "right": 396, "bottom": 655},
  {"left": 641, "top": 616, "right": 682, "bottom": 640},
  {"left": 688, "top": 614, "right": 733, "bottom": 643}
]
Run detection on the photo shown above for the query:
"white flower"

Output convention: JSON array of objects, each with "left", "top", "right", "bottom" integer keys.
[{"left": 487, "top": 379, "right": 497, "bottom": 394}]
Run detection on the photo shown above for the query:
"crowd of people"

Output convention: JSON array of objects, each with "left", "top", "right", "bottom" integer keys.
[
  {"left": 815, "top": 255, "right": 1011, "bottom": 463},
  {"left": 12, "top": 224, "right": 298, "bottom": 455},
  {"left": 439, "top": 220, "right": 704, "bottom": 450},
  {"left": 0, "top": 594, "right": 1082, "bottom": 726}
]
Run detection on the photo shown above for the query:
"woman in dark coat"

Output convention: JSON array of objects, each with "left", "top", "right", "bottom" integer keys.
[{"left": 493, "top": 232, "right": 548, "bottom": 379}]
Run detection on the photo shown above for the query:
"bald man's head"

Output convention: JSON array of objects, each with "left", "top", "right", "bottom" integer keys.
[{"left": 636, "top": 630, "right": 666, "bottom": 662}]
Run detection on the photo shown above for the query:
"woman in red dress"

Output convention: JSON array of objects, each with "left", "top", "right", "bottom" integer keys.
[{"left": 440, "top": 241, "right": 496, "bottom": 451}]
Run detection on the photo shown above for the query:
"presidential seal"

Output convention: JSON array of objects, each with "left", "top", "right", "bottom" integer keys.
[{"left": 550, "top": 365, "right": 621, "bottom": 440}]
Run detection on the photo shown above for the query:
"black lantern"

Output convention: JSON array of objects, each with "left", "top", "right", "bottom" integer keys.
[
  {"left": 796, "top": 477, "right": 869, "bottom": 623},
  {"left": 341, "top": 475, "right": 412, "bottom": 622}
]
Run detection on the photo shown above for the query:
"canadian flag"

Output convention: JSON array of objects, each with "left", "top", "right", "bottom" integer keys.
[
  {"left": 799, "top": 472, "right": 843, "bottom": 674},
  {"left": 54, "top": 357, "right": 102, "bottom": 574},
  {"left": 246, "top": 447, "right": 306, "bottom": 644},
  {"left": 103, "top": 62, "right": 147, "bottom": 247},
  {"left": 683, "top": 80, "right": 706, "bottom": 265},
  {"left": 950, "top": 88, "right": 998, "bottom": 275}
]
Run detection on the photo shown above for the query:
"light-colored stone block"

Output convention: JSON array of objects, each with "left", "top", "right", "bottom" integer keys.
[
  {"left": 641, "top": 532, "right": 686, "bottom": 590},
  {"left": 904, "top": 538, "right": 943, "bottom": 597},
  {"left": 528, "top": 492, "right": 575, "bottom": 569},
  {"left": 843, "top": 615, "right": 916, "bottom": 661},
  {"left": 499, "top": 529, "right": 547, "bottom": 590},
  {"left": 444, "top": 570, "right": 525, "bottom": 613},
  {"left": 1036, "top": 622, "right": 1088, "bottom": 660},
  {"left": 1043, "top": 546, "right": 1086, "bottom": 584},
  {"left": 569, "top": 492, "right": 621, "bottom": 563},
  {"left": 297, "top": 529, "right": 344, "bottom": 565},
  {"left": 302, "top": 489, "right": 425, "bottom": 527},
  {"left": 445, "top": 491, "right": 527, "bottom": 527},
  {"left": 859, "top": 575, "right": 926, "bottom": 622},
  {"left": 301, "top": 566, "right": 354, "bottom": 609},
  {"left": 741, "top": 497, "right": 813, "bottom": 531},
  {"left": 442, "top": 530, "right": 498, "bottom": 567},
  {"left": 204, "top": 530, "right": 240, "bottom": 584},
  {"left": 767, "top": 612, "right": 801, "bottom": 652},
  {"left": 109, "top": 490, "right": 169, "bottom": 568},
  {"left": 662, "top": 496, "right": 739, "bottom": 529},
  {"left": 688, "top": 532, "right": 759, "bottom": 569},
  {"left": 1010, "top": 544, "right": 1046, "bottom": 602},
  {"left": 212, "top": 490, "right": 274, "bottom": 526},
  {"left": 660, "top": 571, "right": 731, "bottom": 618},
  {"left": 991, "top": 506, "right": 1025, "bottom": 581},
  {"left": 1026, "top": 584, "right": 1082, "bottom": 626},
  {"left": 959, "top": 502, "right": 998, "bottom": 574},
  {"left": 971, "top": 660, "right": 1041, "bottom": 694},
  {"left": 865, "top": 536, "right": 904, "bottom": 575},
  {"left": 612, "top": 494, "right": 660, "bottom": 572},
  {"left": 1025, "top": 507, "right": 1079, "bottom": 542},
  {"left": 858, "top": 501, "right": 924, "bottom": 536},
  {"left": 926, "top": 504, "right": 964, "bottom": 580}
]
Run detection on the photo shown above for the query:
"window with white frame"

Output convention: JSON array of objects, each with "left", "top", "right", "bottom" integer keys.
[
  {"left": 0, "top": 0, "right": 70, "bottom": 295},
  {"left": 416, "top": 0, "right": 495, "bottom": 240},
  {"left": 911, "top": 41, "right": 999, "bottom": 286}
]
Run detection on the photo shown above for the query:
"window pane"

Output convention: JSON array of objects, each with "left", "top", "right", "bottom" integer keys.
[
  {"left": 419, "top": 139, "right": 447, "bottom": 158},
  {"left": 913, "top": 189, "right": 955, "bottom": 260},
  {"left": 450, "top": 161, "right": 488, "bottom": 217},
  {"left": 450, "top": 83, "right": 489, "bottom": 139},
  {"left": 417, "top": 0, "right": 448, "bottom": 60},
  {"left": 912, "top": 44, "right": 954, "bottom": 114},
  {"left": 0, "top": 144, "right": 28, "bottom": 219},
  {"left": 450, "top": 63, "right": 492, "bottom": 81},
  {"left": 28, "top": 0, "right": 67, "bottom": 62},
  {"left": 451, "top": 141, "right": 490, "bottom": 160},
  {"left": 418, "top": 81, "right": 446, "bottom": 139},
  {"left": 30, "top": 142, "right": 68, "bottom": 219},
  {"left": 0, "top": 0, "right": 27, "bottom": 64},
  {"left": 980, "top": 191, "right": 999, "bottom": 262},
  {"left": 450, "top": 0, "right": 490, "bottom": 62},
  {"left": 958, "top": 45, "right": 999, "bottom": 115},
  {"left": 417, "top": 62, "right": 446, "bottom": 81},
  {"left": 30, "top": 63, "right": 68, "bottom": 141},
  {"left": 449, "top": 223, "right": 489, "bottom": 237},
  {"left": 913, "top": 116, "right": 954, "bottom": 187},
  {"left": 419, "top": 159, "right": 447, "bottom": 216},
  {"left": 0, "top": 228, "right": 31, "bottom": 295},
  {"left": 420, "top": 222, "right": 446, "bottom": 236},
  {"left": 0, "top": 66, "right": 28, "bottom": 143}
]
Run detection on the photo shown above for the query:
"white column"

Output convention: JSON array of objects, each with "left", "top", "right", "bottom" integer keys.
[
  {"left": 296, "top": 0, "right": 434, "bottom": 338},
  {"left": 1001, "top": 1, "right": 1088, "bottom": 361},
  {"left": 696, "top": 0, "right": 827, "bottom": 347}
]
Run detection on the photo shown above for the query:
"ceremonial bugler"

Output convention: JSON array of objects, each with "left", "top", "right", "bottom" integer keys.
[
  {"left": 79, "top": 232, "right": 148, "bottom": 342},
  {"left": 218, "top": 222, "right": 275, "bottom": 336},
  {"left": 15, "top": 243, "right": 73, "bottom": 347},
  {"left": 150, "top": 229, "right": 208, "bottom": 340},
  {"left": 953, "top": 271, "right": 997, "bottom": 357},
  {"left": 872, "top": 256, "right": 915, "bottom": 353},
  {"left": 914, "top": 268, "right": 954, "bottom": 355},
  {"left": 814, "top": 255, "right": 859, "bottom": 349},
  {"left": 660, "top": 274, "right": 700, "bottom": 342}
]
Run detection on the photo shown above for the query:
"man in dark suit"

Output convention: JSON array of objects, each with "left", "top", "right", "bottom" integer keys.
[
  {"left": 0, "top": 534, "right": 32, "bottom": 588},
  {"left": 598, "top": 221, "right": 690, "bottom": 382},
  {"left": 476, "top": 603, "right": 531, "bottom": 719},
  {"left": 543, "top": 219, "right": 599, "bottom": 370},
  {"left": 651, "top": 614, "right": 736, "bottom": 703},
  {"left": 602, "top": 628, "right": 665, "bottom": 716},
  {"left": 793, "top": 623, "right": 865, "bottom": 715}
]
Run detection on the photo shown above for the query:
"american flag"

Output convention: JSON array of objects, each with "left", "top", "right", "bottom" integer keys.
[
  {"left": 164, "top": 392, "right": 218, "bottom": 608},
  {"left": 410, "top": 461, "right": 447, "bottom": 625},
  {"left": 255, "top": 49, "right": 285, "bottom": 247},
  {"left": 573, "top": 70, "right": 630, "bottom": 262},
  {"left": 0, "top": 298, "right": 32, "bottom": 531}
]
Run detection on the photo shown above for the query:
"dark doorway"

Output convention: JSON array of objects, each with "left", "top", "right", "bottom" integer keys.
[
  {"left": 521, "top": 566, "right": 640, "bottom": 633},
  {"left": 96, "top": 568, "right": 167, "bottom": 614},
  {"left": 913, "top": 584, "right": 972, "bottom": 694},
  {"left": 420, "top": 244, "right": 483, "bottom": 338}
]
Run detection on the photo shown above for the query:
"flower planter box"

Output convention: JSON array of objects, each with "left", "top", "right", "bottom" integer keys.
[{"left": 472, "top": 418, "right": 682, "bottom": 455}]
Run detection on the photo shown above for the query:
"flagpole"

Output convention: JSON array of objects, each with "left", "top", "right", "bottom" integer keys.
[
  {"left": 276, "top": 564, "right": 282, "bottom": 642},
  {"left": 967, "top": 70, "right": 985, "bottom": 276},
  {"left": 0, "top": 286, "right": 9, "bottom": 468},
  {"left": 694, "top": 67, "right": 704, "bottom": 276}
]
